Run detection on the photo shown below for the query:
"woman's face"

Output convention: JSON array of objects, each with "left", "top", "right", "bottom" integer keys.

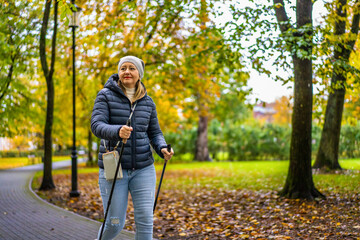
[{"left": 118, "top": 62, "right": 139, "bottom": 88}]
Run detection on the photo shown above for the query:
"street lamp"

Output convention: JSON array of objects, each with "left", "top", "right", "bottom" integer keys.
[{"left": 69, "top": 1, "right": 81, "bottom": 198}]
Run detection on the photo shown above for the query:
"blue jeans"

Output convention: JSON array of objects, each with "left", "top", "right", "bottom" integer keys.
[{"left": 97, "top": 164, "right": 156, "bottom": 240}]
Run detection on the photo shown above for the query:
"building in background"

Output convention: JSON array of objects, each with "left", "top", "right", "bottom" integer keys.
[{"left": 253, "top": 102, "right": 277, "bottom": 123}]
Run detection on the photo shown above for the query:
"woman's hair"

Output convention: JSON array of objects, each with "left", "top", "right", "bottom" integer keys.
[{"left": 118, "top": 79, "right": 146, "bottom": 103}]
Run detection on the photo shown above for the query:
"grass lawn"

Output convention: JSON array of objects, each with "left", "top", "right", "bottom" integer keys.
[
  {"left": 32, "top": 158, "right": 360, "bottom": 239},
  {"left": 0, "top": 156, "right": 71, "bottom": 170},
  {"left": 37, "top": 158, "right": 360, "bottom": 192}
]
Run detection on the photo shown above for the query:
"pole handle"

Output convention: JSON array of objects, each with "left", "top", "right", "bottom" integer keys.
[
  {"left": 122, "top": 119, "right": 131, "bottom": 144},
  {"left": 164, "top": 144, "right": 171, "bottom": 162},
  {"left": 167, "top": 144, "right": 171, "bottom": 153}
]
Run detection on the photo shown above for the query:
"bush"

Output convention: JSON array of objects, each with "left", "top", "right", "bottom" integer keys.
[
  {"left": 164, "top": 120, "right": 360, "bottom": 162},
  {"left": 3, "top": 121, "right": 358, "bottom": 162},
  {"left": 219, "top": 122, "right": 291, "bottom": 161},
  {"left": 162, "top": 128, "right": 197, "bottom": 157},
  {"left": 0, "top": 150, "right": 44, "bottom": 158},
  {"left": 257, "top": 124, "right": 291, "bottom": 160},
  {"left": 339, "top": 123, "right": 360, "bottom": 158}
]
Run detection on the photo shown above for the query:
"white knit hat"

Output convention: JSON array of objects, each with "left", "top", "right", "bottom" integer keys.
[{"left": 118, "top": 56, "right": 145, "bottom": 80}]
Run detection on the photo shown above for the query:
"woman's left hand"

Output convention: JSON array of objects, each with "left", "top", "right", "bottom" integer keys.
[{"left": 161, "top": 147, "right": 174, "bottom": 161}]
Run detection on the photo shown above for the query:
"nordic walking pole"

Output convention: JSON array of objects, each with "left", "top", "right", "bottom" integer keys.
[
  {"left": 99, "top": 118, "right": 132, "bottom": 240},
  {"left": 153, "top": 144, "right": 171, "bottom": 213}
]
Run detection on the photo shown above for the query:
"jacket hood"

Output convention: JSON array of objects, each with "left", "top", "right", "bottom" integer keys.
[
  {"left": 104, "top": 73, "right": 147, "bottom": 99},
  {"left": 104, "top": 74, "right": 124, "bottom": 96}
]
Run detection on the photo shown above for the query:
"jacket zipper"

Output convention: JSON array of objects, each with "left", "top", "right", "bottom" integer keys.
[
  {"left": 130, "top": 101, "right": 136, "bottom": 170},
  {"left": 132, "top": 108, "right": 136, "bottom": 170},
  {"left": 128, "top": 96, "right": 145, "bottom": 170}
]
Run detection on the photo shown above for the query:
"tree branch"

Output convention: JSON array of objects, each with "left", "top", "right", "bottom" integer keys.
[
  {"left": 39, "top": 0, "right": 52, "bottom": 78},
  {"left": 349, "top": 0, "right": 360, "bottom": 49},
  {"left": 164, "top": 9, "right": 182, "bottom": 36},
  {"left": 144, "top": 5, "right": 164, "bottom": 47},
  {"left": 273, "top": 0, "right": 291, "bottom": 33},
  {"left": 0, "top": 64, "right": 13, "bottom": 102},
  {"left": 49, "top": 0, "right": 58, "bottom": 77}
]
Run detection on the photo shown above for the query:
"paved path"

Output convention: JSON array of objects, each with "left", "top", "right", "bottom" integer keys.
[{"left": 0, "top": 160, "right": 135, "bottom": 240}]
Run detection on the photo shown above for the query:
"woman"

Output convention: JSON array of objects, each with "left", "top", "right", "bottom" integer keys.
[{"left": 91, "top": 55, "right": 174, "bottom": 240}]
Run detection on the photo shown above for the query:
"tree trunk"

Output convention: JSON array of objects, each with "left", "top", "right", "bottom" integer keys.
[
  {"left": 313, "top": 0, "right": 359, "bottom": 170},
  {"left": 195, "top": 115, "right": 211, "bottom": 161},
  {"left": 313, "top": 82, "right": 344, "bottom": 170},
  {"left": 39, "top": 0, "right": 58, "bottom": 190},
  {"left": 274, "top": 0, "right": 324, "bottom": 199},
  {"left": 194, "top": 1, "right": 211, "bottom": 162},
  {"left": 87, "top": 128, "right": 94, "bottom": 165},
  {"left": 279, "top": 56, "right": 323, "bottom": 199},
  {"left": 41, "top": 73, "right": 55, "bottom": 190}
]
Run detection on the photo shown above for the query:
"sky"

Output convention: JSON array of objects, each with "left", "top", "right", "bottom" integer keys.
[
  {"left": 213, "top": 0, "right": 328, "bottom": 103},
  {"left": 248, "top": 71, "right": 292, "bottom": 103}
]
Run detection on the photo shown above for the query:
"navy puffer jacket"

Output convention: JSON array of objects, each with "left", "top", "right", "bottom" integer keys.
[{"left": 91, "top": 74, "right": 167, "bottom": 170}]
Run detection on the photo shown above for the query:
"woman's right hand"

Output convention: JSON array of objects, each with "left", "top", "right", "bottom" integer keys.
[{"left": 119, "top": 125, "right": 133, "bottom": 140}]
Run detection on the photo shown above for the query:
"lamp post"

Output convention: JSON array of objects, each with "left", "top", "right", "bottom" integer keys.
[{"left": 69, "top": 1, "right": 81, "bottom": 198}]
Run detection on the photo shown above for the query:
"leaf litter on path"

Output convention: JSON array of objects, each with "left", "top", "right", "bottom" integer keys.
[{"left": 33, "top": 171, "right": 360, "bottom": 239}]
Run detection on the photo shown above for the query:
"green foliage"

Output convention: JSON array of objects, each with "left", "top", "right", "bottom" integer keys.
[
  {"left": 222, "top": 122, "right": 292, "bottom": 161},
  {"left": 57, "top": 0, "right": 73, "bottom": 26},
  {"left": 160, "top": 120, "right": 360, "bottom": 162},
  {"left": 211, "top": 78, "right": 251, "bottom": 123},
  {"left": 223, "top": 1, "right": 292, "bottom": 81},
  {"left": 160, "top": 128, "right": 197, "bottom": 162},
  {"left": 312, "top": 0, "right": 360, "bottom": 112},
  {"left": 339, "top": 123, "right": 360, "bottom": 159},
  {"left": 162, "top": 120, "right": 293, "bottom": 161},
  {"left": 0, "top": 150, "right": 43, "bottom": 158},
  {"left": 2, "top": 0, "right": 359, "bottom": 163},
  {"left": 0, "top": 0, "right": 42, "bottom": 137},
  {"left": 311, "top": 125, "right": 322, "bottom": 153},
  {"left": 225, "top": 0, "right": 360, "bottom": 98}
]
